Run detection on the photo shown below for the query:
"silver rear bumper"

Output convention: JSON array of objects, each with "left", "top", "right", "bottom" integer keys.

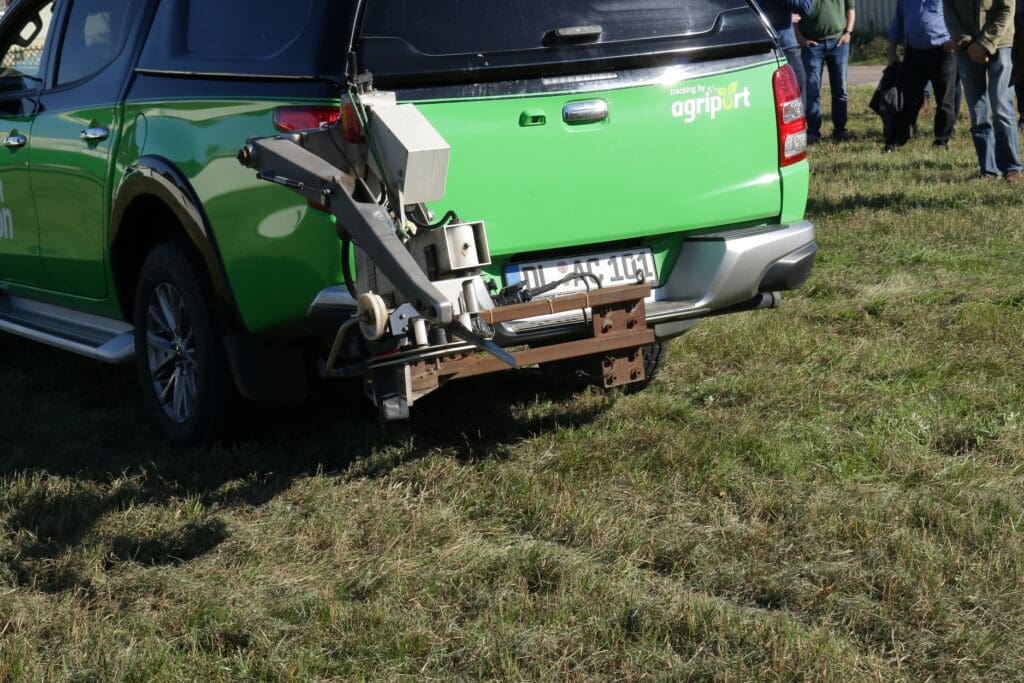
[
  {"left": 309, "top": 221, "right": 817, "bottom": 345},
  {"left": 303, "top": 221, "right": 816, "bottom": 416},
  {"left": 500, "top": 221, "right": 816, "bottom": 342},
  {"left": 654, "top": 220, "right": 816, "bottom": 313}
]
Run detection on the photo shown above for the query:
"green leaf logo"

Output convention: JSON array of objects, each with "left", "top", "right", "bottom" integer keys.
[{"left": 718, "top": 82, "right": 739, "bottom": 110}]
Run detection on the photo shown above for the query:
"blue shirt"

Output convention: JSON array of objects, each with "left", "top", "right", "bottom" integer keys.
[
  {"left": 760, "top": 0, "right": 814, "bottom": 50},
  {"left": 888, "top": 0, "right": 951, "bottom": 49}
]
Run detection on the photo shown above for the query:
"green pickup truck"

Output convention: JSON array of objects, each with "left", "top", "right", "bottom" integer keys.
[{"left": 0, "top": 0, "right": 815, "bottom": 443}]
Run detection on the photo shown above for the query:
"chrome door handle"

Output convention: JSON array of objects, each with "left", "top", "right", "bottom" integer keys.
[
  {"left": 2, "top": 134, "right": 27, "bottom": 149},
  {"left": 563, "top": 99, "right": 609, "bottom": 124},
  {"left": 80, "top": 127, "right": 109, "bottom": 142}
]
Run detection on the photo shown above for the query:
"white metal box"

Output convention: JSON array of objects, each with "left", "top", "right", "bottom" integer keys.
[{"left": 368, "top": 103, "right": 451, "bottom": 205}]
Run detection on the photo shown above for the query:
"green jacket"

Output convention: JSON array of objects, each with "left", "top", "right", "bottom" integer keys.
[
  {"left": 799, "top": 0, "right": 855, "bottom": 41},
  {"left": 943, "top": 0, "right": 1015, "bottom": 53}
]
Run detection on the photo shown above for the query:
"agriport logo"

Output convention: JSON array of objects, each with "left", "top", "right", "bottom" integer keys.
[{"left": 670, "top": 81, "right": 752, "bottom": 123}]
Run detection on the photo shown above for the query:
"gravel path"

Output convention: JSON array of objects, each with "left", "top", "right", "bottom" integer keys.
[{"left": 822, "top": 64, "right": 884, "bottom": 88}]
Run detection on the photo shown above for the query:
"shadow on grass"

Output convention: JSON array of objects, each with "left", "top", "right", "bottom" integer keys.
[
  {"left": 817, "top": 156, "right": 963, "bottom": 176},
  {"left": 806, "top": 184, "right": 1020, "bottom": 216},
  {"left": 0, "top": 335, "right": 607, "bottom": 592}
]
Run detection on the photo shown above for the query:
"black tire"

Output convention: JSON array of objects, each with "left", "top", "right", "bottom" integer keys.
[{"left": 133, "top": 241, "right": 232, "bottom": 445}]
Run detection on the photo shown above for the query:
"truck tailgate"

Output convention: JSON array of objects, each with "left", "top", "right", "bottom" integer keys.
[{"left": 417, "top": 58, "right": 784, "bottom": 258}]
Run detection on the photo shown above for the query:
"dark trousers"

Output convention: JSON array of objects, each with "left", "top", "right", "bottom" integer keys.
[{"left": 889, "top": 46, "right": 957, "bottom": 144}]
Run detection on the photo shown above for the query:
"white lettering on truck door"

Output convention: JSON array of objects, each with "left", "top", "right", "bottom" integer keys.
[{"left": 0, "top": 181, "right": 13, "bottom": 239}]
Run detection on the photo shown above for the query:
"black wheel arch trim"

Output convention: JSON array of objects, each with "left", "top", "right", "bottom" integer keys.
[{"left": 111, "top": 154, "right": 246, "bottom": 332}]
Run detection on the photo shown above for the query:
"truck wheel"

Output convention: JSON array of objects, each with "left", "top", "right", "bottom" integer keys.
[{"left": 133, "top": 241, "right": 231, "bottom": 444}]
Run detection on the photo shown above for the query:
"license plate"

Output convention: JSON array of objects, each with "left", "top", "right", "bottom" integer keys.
[{"left": 503, "top": 248, "right": 658, "bottom": 296}]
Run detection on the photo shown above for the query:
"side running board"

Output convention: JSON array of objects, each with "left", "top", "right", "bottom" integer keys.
[{"left": 0, "top": 294, "right": 134, "bottom": 364}]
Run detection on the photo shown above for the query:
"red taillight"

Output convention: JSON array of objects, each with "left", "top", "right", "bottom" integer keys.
[
  {"left": 273, "top": 106, "right": 340, "bottom": 133},
  {"left": 772, "top": 65, "right": 807, "bottom": 167},
  {"left": 273, "top": 104, "right": 365, "bottom": 143}
]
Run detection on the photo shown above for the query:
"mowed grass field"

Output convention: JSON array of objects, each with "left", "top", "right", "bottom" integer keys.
[{"left": 1, "top": 87, "right": 1023, "bottom": 681}]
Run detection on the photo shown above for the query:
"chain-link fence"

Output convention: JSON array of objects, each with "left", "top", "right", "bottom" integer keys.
[
  {"left": 0, "top": 1, "right": 47, "bottom": 73},
  {"left": 2, "top": 45, "right": 43, "bottom": 71}
]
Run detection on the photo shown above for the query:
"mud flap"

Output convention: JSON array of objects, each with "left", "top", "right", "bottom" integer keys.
[{"left": 223, "top": 334, "right": 307, "bottom": 403}]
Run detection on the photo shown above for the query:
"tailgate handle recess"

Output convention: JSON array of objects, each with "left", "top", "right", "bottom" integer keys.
[{"left": 519, "top": 109, "right": 547, "bottom": 127}]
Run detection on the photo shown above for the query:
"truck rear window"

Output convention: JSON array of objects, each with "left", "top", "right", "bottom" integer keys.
[
  {"left": 137, "top": 0, "right": 357, "bottom": 79},
  {"left": 359, "top": 0, "right": 773, "bottom": 88}
]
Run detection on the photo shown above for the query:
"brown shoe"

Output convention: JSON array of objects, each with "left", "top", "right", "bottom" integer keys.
[{"left": 1006, "top": 170, "right": 1023, "bottom": 183}]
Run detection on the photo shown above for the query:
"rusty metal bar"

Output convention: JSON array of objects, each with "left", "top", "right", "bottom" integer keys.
[
  {"left": 443, "top": 328, "right": 655, "bottom": 380},
  {"left": 479, "top": 283, "right": 651, "bottom": 325},
  {"left": 405, "top": 283, "right": 655, "bottom": 398}
]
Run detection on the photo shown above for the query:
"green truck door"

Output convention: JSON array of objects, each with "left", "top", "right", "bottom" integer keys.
[
  {"left": 0, "top": 1, "right": 56, "bottom": 289},
  {"left": 31, "top": 100, "right": 117, "bottom": 299},
  {"left": 0, "top": 95, "right": 42, "bottom": 288},
  {"left": 30, "top": 0, "right": 138, "bottom": 300}
]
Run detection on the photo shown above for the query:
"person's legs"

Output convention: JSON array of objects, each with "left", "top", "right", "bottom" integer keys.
[
  {"left": 896, "top": 47, "right": 930, "bottom": 145},
  {"left": 985, "top": 48, "right": 1022, "bottom": 174},
  {"left": 958, "top": 53, "right": 999, "bottom": 176},
  {"left": 802, "top": 42, "right": 826, "bottom": 141},
  {"left": 785, "top": 46, "right": 806, "bottom": 96},
  {"left": 910, "top": 81, "right": 928, "bottom": 131},
  {"left": 925, "top": 48, "right": 958, "bottom": 144},
  {"left": 825, "top": 38, "right": 851, "bottom": 137}
]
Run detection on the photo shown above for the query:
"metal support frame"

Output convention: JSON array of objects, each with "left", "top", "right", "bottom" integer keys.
[
  {"left": 239, "top": 131, "right": 454, "bottom": 325},
  {"left": 404, "top": 284, "right": 655, "bottom": 402},
  {"left": 239, "top": 124, "right": 663, "bottom": 419}
]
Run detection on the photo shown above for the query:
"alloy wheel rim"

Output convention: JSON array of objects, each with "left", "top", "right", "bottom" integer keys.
[{"left": 145, "top": 283, "right": 198, "bottom": 424}]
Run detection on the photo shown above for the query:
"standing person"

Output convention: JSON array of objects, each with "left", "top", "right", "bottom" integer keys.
[
  {"left": 885, "top": 0, "right": 958, "bottom": 151},
  {"left": 795, "top": 0, "right": 857, "bottom": 143},
  {"left": 760, "top": 0, "right": 814, "bottom": 94},
  {"left": 944, "top": 0, "right": 1022, "bottom": 180}
]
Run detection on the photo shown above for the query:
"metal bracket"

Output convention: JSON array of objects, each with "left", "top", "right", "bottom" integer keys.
[
  {"left": 403, "top": 284, "right": 654, "bottom": 404},
  {"left": 239, "top": 132, "right": 454, "bottom": 325}
]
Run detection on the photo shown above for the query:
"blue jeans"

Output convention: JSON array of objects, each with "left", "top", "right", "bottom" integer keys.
[
  {"left": 958, "top": 49, "right": 1022, "bottom": 177},
  {"left": 801, "top": 37, "right": 850, "bottom": 138},
  {"left": 784, "top": 47, "right": 806, "bottom": 97}
]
